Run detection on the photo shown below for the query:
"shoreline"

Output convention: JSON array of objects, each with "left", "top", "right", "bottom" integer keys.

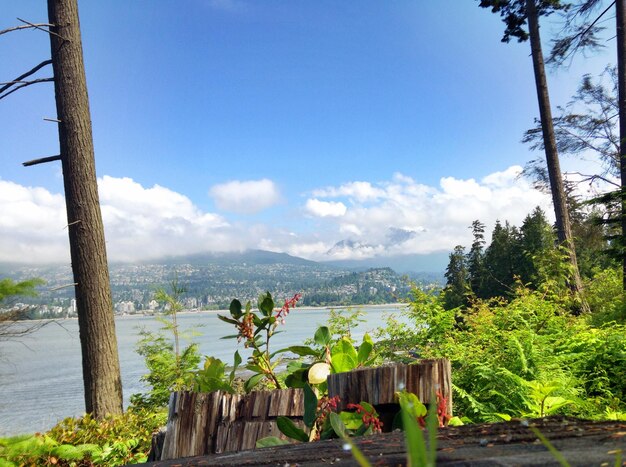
[
  {"left": 142, "top": 302, "right": 408, "bottom": 317},
  {"left": 4, "top": 302, "right": 408, "bottom": 323}
]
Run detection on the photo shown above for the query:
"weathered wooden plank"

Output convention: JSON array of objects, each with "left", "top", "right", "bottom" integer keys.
[
  {"left": 267, "top": 387, "right": 304, "bottom": 417},
  {"left": 159, "top": 392, "right": 179, "bottom": 460},
  {"left": 142, "top": 417, "right": 626, "bottom": 467},
  {"left": 158, "top": 361, "right": 451, "bottom": 460},
  {"left": 328, "top": 359, "right": 452, "bottom": 414}
]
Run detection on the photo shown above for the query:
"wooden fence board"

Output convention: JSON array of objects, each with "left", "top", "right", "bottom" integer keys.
[
  {"left": 158, "top": 360, "right": 451, "bottom": 459},
  {"left": 160, "top": 388, "right": 306, "bottom": 459},
  {"left": 142, "top": 417, "right": 626, "bottom": 467},
  {"left": 328, "top": 359, "right": 452, "bottom": 415}
]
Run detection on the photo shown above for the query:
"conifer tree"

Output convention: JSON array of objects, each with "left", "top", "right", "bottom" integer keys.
[
  {"left": 479, "top": 0, "right": 587, "bottom": 306},
  {"left": 467, "top": 220, "right": 487, "bottom": 297},
  {"left": 443, "top": 245, "right": 469, "bottom": 309}
]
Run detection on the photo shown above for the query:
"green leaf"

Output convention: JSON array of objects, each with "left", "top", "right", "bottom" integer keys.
[
  {"left": 252, "top": 314, "right": 264, "bottom": 328},
  {"left": 256, "top": 436, "right": 291, "bottom": 448},
  {"left": 426, "top": 401, "right": 438, "bottom": 466},
  {"left": 246, "top": 364, "right": 265, "bottom": 373},
  {"left": 276, "top": 417, "right": 309, "bottom": 442},
  {"left": 340, "top": 410, "right": 362, "bottom": 430},
  {"left": 283, "top": 346, "right": 319, "bottom": 357},
  {"left": 399, "top": 392, "right": 427, "bottom": 419},
  {"left": 314, "top": 326, "right": 332, "bottom": 346},
  {"left": 198, "top": 356, "right": 226, "bottom": 380},
  {"left": 331, "top": 353, "right": 357, "bottom": 374},
  {"left": 233, "top": 350, "right": 242, "bottom": 368},
  {"left": 353, "top": 423, "right": 372, "bottom": 437},
  {"left": 400, "top": 402, "right": 428, "bottom": 467},
  {"left": 259, "top": 293, "right": 275, "bottom": 317},
  {"left": 359, "top": 401, "right": 375, "bottom": 413},
  {"left": 217, "top": 314, "right": 239, "bottom": 325},
  {"left": 220, "top": 334, "right": 239, "bottom": 340},
  {"left": 447, "top": 416, "right": 464, "bottom": 426},
  {"left": 331, "top": 337, "right": 359, "bottom": 373},
  {"left": 357, "top": 333, "right": 373, "bottom": 364},
  {"left": 335, "top": 436, "right": 373, "bottom": 467},
  {"left": 284, "top": 369, "right": 308, "bottom": 389},
  {"left": 244, "top": 373, "right": 266, "bottom": 392},
  {"left": 51, "top": 444, "right": 86, "bottom": 460},
  {"left": 286, "top": 361, "right": 309, "bottom": 373},
  {"left": 303, "top": 383, "right": 318, "bottom": 428},
  {"left": 229, "top": 299, "right": 243, "bottom": 319},
  {"left": 329, "top": 412, "right": 348, "bottom": 438},
  {"left": 529, "top": 426, "right": 571, "bottom": 467}
]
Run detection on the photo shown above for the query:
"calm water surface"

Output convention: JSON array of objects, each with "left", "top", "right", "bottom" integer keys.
[{"left": 0, "top": 304, "right": 407, "bottom": 436}]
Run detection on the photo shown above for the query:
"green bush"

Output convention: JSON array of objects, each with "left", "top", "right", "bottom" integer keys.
[
  {"left": 375, "top": 282, "right": 626, "bottom": 422},
  {"left": 0, "top": 409, "right": 165, "bottom": 466}
]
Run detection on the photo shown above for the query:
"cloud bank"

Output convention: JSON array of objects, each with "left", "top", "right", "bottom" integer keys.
[
  {"left": 268, "top": 165, "right": 553, "bottom": 261},
  {"left": 209, "top": 179, "right": 281, "bottom": 214},
  {"left": 0, "top": 167, "right": 552, "bottom": 264}
]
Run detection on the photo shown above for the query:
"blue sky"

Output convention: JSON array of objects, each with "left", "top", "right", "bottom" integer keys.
[{"left": 0, "top": 1, "right": 618, "bottom": 267}]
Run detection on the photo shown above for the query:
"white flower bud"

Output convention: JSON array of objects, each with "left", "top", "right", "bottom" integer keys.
[{"left": 308, "top": 362, "right": 331, "bottom": 384}]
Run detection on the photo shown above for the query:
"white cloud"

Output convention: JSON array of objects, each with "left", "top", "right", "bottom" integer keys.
[
  {"left": 209, "top": 179, "right": 281, "bottom": 214},
  {"left": 481, "top": 165, "right": 523, "bottom": 187},
  {"left": 300, "top": 168, "right": 554, "bottom": 261},
  {"left": 305, "top": 199, "right": 347, "bottom": 217},
  {"left": 313, "top": 181, "right": 385, "bottom": 202},
  {"left": 0, "top": 180, "right": 68, "bottom": 263},
  {"left": 0, "top": 177, "right": 245, "bottom": 263},
  {"left": 0, "top": 167, "right": 563, "bottom": 265}
]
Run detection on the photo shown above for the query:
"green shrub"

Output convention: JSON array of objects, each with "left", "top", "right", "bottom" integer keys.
[
  {"left": 375, "top": 282, "right": 625, "bottom": 422},
  {"left": 0, "top": 409, "right": 165, "bottom": 466}
]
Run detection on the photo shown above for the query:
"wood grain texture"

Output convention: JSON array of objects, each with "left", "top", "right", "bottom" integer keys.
[
  {"left": 328, "top": 359, "right": 452, "bottom": 416},
  {"left": 160, "top": 388, "right": 305, "bottom": 460},
  {"left": 47, "top": 0, "right": 122, "bottom": 416}
]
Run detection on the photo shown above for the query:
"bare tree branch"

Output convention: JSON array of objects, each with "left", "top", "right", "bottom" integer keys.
[
  {"left": 0, "top": 22, "right": 53, "bottom": 36},
  {"left": 0, "top": 77, "right": 54, "bottom": 101},
  {"left": 0, "top": 307, "right": 50, "bottom": 340},
  {"left": 566, "top": 171, "right": 621, "bottom": 187},
  {"left": 22, "top": 155, "right": 62, "bottom": 167},
  {"left": 17, "top": 17, "right": 64, "bottom": 40},
  {"left": 0, "top": 59, "right": 52, "bottom": 95}
]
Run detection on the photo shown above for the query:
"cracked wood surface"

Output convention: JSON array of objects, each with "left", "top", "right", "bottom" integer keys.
[{"left": 141, "top": 416, "right": 626, "bottom": 466}]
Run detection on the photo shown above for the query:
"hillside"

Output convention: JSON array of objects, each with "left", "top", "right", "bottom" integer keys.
[{"left": 1, "top": 250, "right": 442, "bottom": 317}]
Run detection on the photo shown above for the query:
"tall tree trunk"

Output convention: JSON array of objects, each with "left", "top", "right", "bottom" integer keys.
[
  {"left": 616, "top": 0, "right": 626, "bottom": 291},
  {"left": 525, "top": 0, "right": 587, "bottom": 310},
  {"left": 48, "top": 0, "right": 123, "bottom": 416}
]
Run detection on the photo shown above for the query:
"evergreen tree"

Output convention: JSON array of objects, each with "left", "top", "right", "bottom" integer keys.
[
  {"left": 479, "top": 0, "right": 587, "bottom": 305},
  {"left": 482, "top": 221, "right": 521, "bottom": 298},
  {"left": 519, "top": 207, "right": 556, "bottom": 285},
  {"left": 467, "top": 220, "right": 487, "bottom": 297},
  {"left": 443, "top": 245, "right": 469, "bottom": 309}
]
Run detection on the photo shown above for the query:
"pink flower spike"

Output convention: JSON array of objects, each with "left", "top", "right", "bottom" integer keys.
[{"left": 275, "top": 292, "right": 303, "bottom": 324}]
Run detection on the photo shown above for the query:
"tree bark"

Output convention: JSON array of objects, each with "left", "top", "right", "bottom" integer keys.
[
  {"left": 47, "top": 0, "right": 123, "bottom": 416},
  {"left": 525, "top": 0, "right": 587, "bottom": 310},
  {"left": 616, "top": 0, "right": 626, "bottom": 291}
]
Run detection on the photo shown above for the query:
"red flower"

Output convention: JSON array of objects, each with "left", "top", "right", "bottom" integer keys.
[
  {"left": 347, "top": 403, "right": 383, "bottom": 433},
  {"left": 237, "top": 313, "right": 254, "bottom": 343},
  {"left": 275, "top": 293, "right": 302, "bottom": 324}
]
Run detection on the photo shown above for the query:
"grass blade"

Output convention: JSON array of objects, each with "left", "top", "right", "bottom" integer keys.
[{"left": 529, "top": 426, "right": 570, "bottom": 467}]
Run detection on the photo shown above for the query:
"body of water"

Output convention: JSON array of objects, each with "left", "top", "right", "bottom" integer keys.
[{"left": 0, "top": 304, "right": 407, "bottom": 436}]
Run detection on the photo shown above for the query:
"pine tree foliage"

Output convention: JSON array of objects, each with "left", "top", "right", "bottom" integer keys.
[{"left": 443, "top": 246, "right": 469, "bottom": 309}]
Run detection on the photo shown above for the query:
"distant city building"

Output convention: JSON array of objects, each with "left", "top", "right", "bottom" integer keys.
[{"left": 115, "top": 301, "right": 136, "bottom": 314}]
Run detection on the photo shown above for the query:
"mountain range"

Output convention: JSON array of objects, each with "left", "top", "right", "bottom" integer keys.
[{"left": 1, "top": 249, "right": 446, "bottom": 312}]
